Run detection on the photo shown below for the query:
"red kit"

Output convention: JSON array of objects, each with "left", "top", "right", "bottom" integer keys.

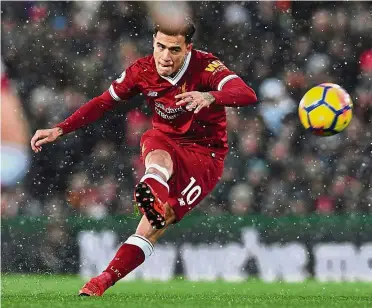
[{"left": 57, "top": 49, "right": 257, "bottom": 220}]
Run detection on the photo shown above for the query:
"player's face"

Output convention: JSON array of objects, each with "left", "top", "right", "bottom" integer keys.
[{"left": 153, "top": 32, "right": 192, "bottom": 77}]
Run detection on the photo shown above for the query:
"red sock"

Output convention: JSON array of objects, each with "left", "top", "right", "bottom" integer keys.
[
  {"left": 104, "top": 235, "right": 154, "bottom": 284},
  {"left": 140, "top": 174, "right": 169, "bottom": 203}
]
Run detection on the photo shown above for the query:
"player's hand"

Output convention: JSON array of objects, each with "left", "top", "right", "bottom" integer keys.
[
  {"left": 175, "top": 91, "right": 216, "bottom": 114},
  {"left": 30, "top": 127, "right": 63, "bottom": 153}
]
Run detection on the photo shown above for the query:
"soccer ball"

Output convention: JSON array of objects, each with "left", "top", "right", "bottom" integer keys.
[{"left": 298, "top": 83, "right": 353, "bottom": 136}]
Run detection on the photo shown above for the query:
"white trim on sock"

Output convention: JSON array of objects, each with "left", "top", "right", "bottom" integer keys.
[
  {"left": 125, "top": 235, "right": 154, "bottom": 259},
  {"left": 146, "top": 164, "right": 170, "bottom": 181},
  {"left": 140, "top": 174, "right": 169, "bottom": 191}
]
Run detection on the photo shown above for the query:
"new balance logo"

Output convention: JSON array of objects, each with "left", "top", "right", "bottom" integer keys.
[
  {"left": 178, "top": 198, "right": 186, "bottom": 206},
  {"left": 148, "top": 91, "right": 158, "bottom": 97}
]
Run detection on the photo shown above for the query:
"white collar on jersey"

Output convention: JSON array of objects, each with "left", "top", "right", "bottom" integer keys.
[{"left": 159, "top": 51, "right": 192, "bottom": 86}]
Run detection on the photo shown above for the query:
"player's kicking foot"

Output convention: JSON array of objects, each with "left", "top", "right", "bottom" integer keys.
[
  {"left": 79, "top": 272, "right": 113, "bottom": 296},
  {"left": 134, "top": 182, "right": 166, "bottom": 229}
]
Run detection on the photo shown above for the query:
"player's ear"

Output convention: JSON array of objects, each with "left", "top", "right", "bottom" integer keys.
[
  {"left": 186, "top": 43, "right": 193, "bottom": 52},
  {"left": 153, "top": 34, "right": 156, "bottom": 47}
]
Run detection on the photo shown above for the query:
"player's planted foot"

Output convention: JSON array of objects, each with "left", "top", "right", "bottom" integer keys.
[
  {"left": 135, "top": 182, "right": 166, "bottom": 229},
  {"left": 78, "top": 272, "right": 113, "bottom": 296}
]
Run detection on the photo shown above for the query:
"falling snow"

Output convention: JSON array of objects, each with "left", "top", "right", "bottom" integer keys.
[{"left": 1, "top": 1, "right": 372, "bottom": 278}]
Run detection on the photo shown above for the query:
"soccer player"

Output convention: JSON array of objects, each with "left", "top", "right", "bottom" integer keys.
[{"left": 30, "top": 19, "right": 257, "bottom": 296}]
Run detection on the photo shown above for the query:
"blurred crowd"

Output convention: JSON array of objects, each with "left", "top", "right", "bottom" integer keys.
[{"left": 1, "top": 1, "right": 372, "bottom": 219}]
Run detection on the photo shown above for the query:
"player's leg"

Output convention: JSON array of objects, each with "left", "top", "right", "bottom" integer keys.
[
  {"left": 79, "top": 203, "right": 176, "bottom": 296},
  {"left": 135, "top": 201, "right": 176, "bottom": 243},
  {"left": 134, "top": 149, "right": 174, "bottom": 229}
]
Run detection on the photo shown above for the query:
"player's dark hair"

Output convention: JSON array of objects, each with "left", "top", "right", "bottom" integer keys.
[{"left": 153, "top": 18, "right": 196, "bottom": 44}]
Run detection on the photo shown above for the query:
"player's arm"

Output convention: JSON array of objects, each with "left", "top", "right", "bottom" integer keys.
[
  {"left": 176, "top": 57, "right": 257, "bottom": 113},
  {"left": 209, "top": 76, "right": 257, "bottom": 107},
  {"left": 31, "top": 65, "right": 140, "bottom": 153}
]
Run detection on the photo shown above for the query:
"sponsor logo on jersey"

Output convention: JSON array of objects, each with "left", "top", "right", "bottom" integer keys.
[
  {"left": 154, "top": 101, "right": 186, "bottom": 120},
  {"left": 204, "top": 60, "right": 226, "bottom": 72}
]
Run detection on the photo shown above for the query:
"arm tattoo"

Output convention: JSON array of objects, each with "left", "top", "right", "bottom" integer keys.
[{"left": 201, "top": 92, "right": 216, "bottom": 104}]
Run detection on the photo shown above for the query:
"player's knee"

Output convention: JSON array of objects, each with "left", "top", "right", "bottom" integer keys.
[
  {"left": 145, "top": 149, "right": 173, "bottom": 178},
  {"left": 146, "top": 149, "right": 172, "bottom": 167}
]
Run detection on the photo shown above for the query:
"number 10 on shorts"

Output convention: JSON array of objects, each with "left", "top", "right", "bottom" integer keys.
[{"left": 180, "top": 177, "right": 202, "bottom": 206}]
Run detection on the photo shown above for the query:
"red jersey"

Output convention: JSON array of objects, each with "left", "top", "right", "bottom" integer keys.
[
  {"left": 56, "top": 49, "right": 257, "bottom": 159},
  {"left": 110, "top": 49, "right": 246, "bottom": 158}
]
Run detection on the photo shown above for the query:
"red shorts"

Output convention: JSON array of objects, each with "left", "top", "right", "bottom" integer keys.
[{"left": 140, "top": 129, "right": 224, "bottom": 221}]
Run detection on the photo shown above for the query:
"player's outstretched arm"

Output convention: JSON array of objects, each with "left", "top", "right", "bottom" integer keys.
[
  {"left": 30, "top": 60, "right": 142, "bottom": 153},
  {"left": 30, "top": 91, "right": 117, "bottom": 153},
  {"left": 30, "top": 127, "right": 63, "bottom": 153}
]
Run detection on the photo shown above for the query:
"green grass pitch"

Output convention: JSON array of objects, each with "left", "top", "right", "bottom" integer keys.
[{"left": 2, "top": 274, "right": 371, "bottom": 308}]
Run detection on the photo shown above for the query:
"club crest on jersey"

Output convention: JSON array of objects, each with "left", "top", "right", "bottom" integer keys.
[
  {"left": 180, "top": 82, "right": 187, "bottom": 94},
  {"left": 147, "top": 91, "right": 158, "bottom": 97}
]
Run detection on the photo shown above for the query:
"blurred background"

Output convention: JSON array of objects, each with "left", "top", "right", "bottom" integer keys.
[
  {"left": 1, "top": 1, "right": 372, "bottom": 277},
  {"left": 1, "top": 1, "right": 372, "bottom": 279}
]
